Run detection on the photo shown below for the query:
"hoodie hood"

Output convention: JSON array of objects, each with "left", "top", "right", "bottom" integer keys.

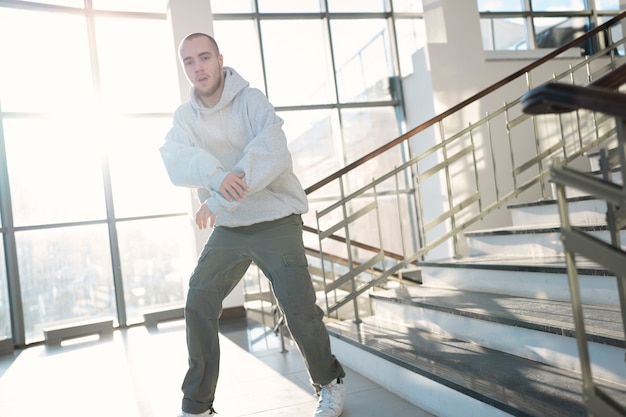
[{"left": 189, "top": 66, "right": 250, "bottom": 114}]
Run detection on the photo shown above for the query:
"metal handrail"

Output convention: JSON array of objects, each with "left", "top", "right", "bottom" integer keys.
[{"left": 544, "top": 97, "right": 626, "bottom": 416}]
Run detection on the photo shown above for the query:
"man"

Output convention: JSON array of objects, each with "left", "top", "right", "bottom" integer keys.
[{"left": 159, "top": 33, "right": 346, "bottom": 417}]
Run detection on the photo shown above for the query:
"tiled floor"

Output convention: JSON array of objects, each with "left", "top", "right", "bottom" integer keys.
[{"left": 0, "top": 318, "right": 435, "bottom": 417}]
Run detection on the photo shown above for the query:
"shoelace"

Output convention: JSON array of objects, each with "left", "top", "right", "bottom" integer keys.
[{"left": 317, "top": 384, "right": 338, "bottom": 408}]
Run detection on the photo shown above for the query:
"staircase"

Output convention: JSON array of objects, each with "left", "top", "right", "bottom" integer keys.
[
  {"left": 326, "top": 174, "right": 626, "bottom": 416},
  {"left": 317, "top": 16, "right": 626, "bottom": 417}
]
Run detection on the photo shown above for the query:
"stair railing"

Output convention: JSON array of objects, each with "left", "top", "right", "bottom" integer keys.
[
  {"left": 300, "top": 12, "right": 626, "bottom": 321},
  {"left": 521, "top": 64, "right": 626, "bottom": 417}
]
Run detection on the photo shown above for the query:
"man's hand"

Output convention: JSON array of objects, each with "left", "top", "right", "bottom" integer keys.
[
  {"left": 195, "top": 203, "right": 216, "bottom": 229},
  {"left": 220, "top": 172, "right": 249, "bottom": 202}
]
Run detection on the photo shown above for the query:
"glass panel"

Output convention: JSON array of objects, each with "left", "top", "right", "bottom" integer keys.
[
  {"left": 23, "top": 0, "right": 84, "bottom": 7},
  {"left": 258, "top": 0, "right": 322, "bottom": 12},
  {"left": 603, "top": 17, "right": 624, "bottom": 56},
  {"left": 480, "top": 17, "right": 527, "bottom": 50},
  {"left": 92, "top": 0, "right": 169, "bottom": 13},
  {"left": 477, "top": 0, "right": 523, "bottom": 12},
  {"left": 595, "top": 0, "right": 620, "bottom": 9},
  {"left": 212, "top": 20, "right": 265, "bottom": 91},
  {"left": 210, "top": 0, "right": 254, "bottom": 13},
  {"left": 394, "top": 18, "right": 426, "bottom": 76},
  {"left": 0, "top": 240, "right": 10, "bottom": 342},
  {"left": 0, "top": 8, "right": 93, "bottom": 113},
  {"left": 17, "top": 225, "right": 116, "bottom": 344},
  {"left": 117, "top": 217, "right": 196, "bottom": 325},
  {"left": 261, "top": 20, "right": 334, "bottom": 106},
  {"left": 94, "top": 17, "right": 180, "bottom": 113},
  {"left": 392, "top": 0, "right": 423, "bottom": 13},
  {"left": 533, "top": 16, "right": 590, "bottom": 49},
  {"left": 280, "top": 109, "right": 342, "bottom": 190},
  {"left": 331, "top": 19, "right": 393, "bottom": 103},
  {"left": 340, "top": 106, "right": 400, "bottom": 163},
  {"left": 327, "top": 0, "right": 388, "bottom": 12},
  {"left": 531, "top": 0, "right": 585, "bottom": 12},
  {"left": 3, "top": 118, "right": 107, "bottom": 227},
  {"left": 106, "top": 117, "right": 191, "bottom": 218}
]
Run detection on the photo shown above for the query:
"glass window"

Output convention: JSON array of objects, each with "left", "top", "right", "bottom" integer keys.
[
  {"left": 3, "top": 118, "right": 107, "bottom": 227},
  {"left": 341, "top": 106, "right": 399, "bottom": 163},
  {"left": 602, "top": 16, "right": 624, "bottom": 55},
  {"left": 392, "top": 0, "right": 423, "bottom": 13},
  {"left": 94, "top": 17, "right": 180, "bottom": 114},
  {"left": 477, "top": 0, "right": 523, "bottom": 12},
  {"left": 531, "top": 0, "right": 585, "bottom": 12},
  {"left": 394, "top": 18, "right": 426, "bottom": 76},
  {"left": 117, "top": 217, "right": 196, "bottom": 325},
  {"left": 327, "top": 0, "right": 388, "bottom": 12},
  {"left": 331, "top": 19, "right": 393, "bottom": 103},
  {"left": 106, "top": 117, "right": 191, "bottom": 218},
  {"left": 481, "top": 17, "right": 527, "bottom": 50},
  {"left": 258, "top": 0, "right": 322, "bottom": 12},
  {"left": 478, "top": 1, "right": 616, "bottom": 52},
  {"left": 0, "top": 240, "right": 10, "bottom": 342},
  {"left": 23, "top": 0, "right": 84, "bottom": 7},
  {"left": 0, "top": 8, "right": 93, "bottom": 113},
  {"left": 17, "top": 225, "right": 116, "bottom": 344},
  {"left": 595, "top": 0, "right": 620, "bottom": 9},
  {"left": 261, "top": 20, "right": 334, "bottom": 106},
  {"left": 280, "top": 109, "right": 342, "bottom": 189},
  {"left": 478, "top": 0, "right": 584, "bottom": 12},
  {"left": 210, "top": 0, "right": 255, "bottom": 13},
  {"left": 212, "top": 20, "right": 265, "bottom": 91},
  {"left": 92, "top": 0, "right": 169, "bottom": 13},
  {"left": 533, "top": 16, "right": 590, "bottom": 49}
]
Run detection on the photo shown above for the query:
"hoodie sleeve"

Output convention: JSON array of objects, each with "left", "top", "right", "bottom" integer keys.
[
  {"left": 233, "top": 88, "right": 292, "bottom": 193},
  {"left": 159, "top": 109, "right": 229, "bottom": 192}
]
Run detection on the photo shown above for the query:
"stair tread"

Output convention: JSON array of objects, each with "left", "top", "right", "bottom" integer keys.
[
  {"left": 371, "top": 286, "right": 624, "bottom": 344},
  {"left": 328, "top": 316, "right": 626, "bottom": 417},
  {"left": 507, "top": 195, "right": 596, "bottom": 209},
  {"left": 465, "top": 224, "right": 612, "bottom": 236},
  {"left": 420, "top": 254, "right": 611, "bottom": 275}
]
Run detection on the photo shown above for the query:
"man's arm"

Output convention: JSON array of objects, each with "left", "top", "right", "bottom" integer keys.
[
  {"left": 230, "top": 89, "right": 293, "bottom": 193},
  {"left": 160, "top": 114, "right": 228, "bottom": 191}
]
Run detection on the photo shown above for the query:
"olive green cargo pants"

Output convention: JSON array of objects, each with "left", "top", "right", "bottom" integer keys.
[{"left": 181, "top": 214, "right": 345, "bottom": 414}]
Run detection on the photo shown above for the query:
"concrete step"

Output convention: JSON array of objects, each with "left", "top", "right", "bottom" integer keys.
[
  {"left": 508, "top": 196, "right": 607, "bottom": 228},
  {"left": 419, "top": 255, "right": 618, "bottom": 305},
  {"left": 328, "top": 314, "right": 626, "bottom": 417},
  {"left": 464, "top": 225, "right": 625, "bottom": 258},
  {"left": 369, "top": 286, "right": 625, "bottom": 384}
]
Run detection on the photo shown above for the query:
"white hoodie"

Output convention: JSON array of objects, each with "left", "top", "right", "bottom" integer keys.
[{"left": 160, "top": 67, "right": 308, "bottom": 227}]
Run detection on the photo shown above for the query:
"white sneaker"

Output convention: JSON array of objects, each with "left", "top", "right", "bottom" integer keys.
[
  {"left": 178, "top": 407, "right": 217, "bottom": 417},
  {"left": 313, "top": 378, "right": 345, "bottom": 417}
]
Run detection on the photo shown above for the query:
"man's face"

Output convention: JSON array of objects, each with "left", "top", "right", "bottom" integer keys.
[{"left": 180, "top": 36, "right": 224, "bottom": 105}]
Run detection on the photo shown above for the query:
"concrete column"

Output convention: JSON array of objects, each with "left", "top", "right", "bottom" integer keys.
[{"left": 167, "top": 0, "right": 215, "bottom": 103}]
